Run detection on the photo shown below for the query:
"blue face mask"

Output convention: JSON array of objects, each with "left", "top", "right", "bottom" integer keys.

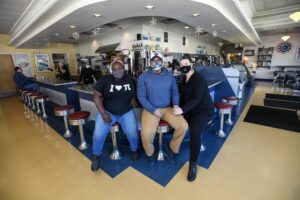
[
  {"left": 150, "top": 61, "right": 163, "bottom": 71},
  {"left": 112, "top": 69, "right": 124, "bottom": 79}
]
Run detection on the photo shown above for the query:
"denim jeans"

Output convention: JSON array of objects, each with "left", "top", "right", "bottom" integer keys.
[
  {"left": 24, "top": 84, "right": 39, "bottom": 92},
  {"left": 92, "top": 109, "right": 139, "bottom": 156}
]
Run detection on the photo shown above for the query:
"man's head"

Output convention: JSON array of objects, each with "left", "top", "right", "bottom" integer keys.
[
  {"left": 150, "top": 51, "right": 164, "bottom": 73},
  {"left": 14, "top": 67, "right": 22, "bottom": 73},
  {"left": 111, "top": 59, "right": 125, "bottom": 79}
]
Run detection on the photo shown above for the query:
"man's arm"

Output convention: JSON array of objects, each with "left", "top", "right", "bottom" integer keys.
[
  {"left": 93, "top": 89, "right": 111, "bottom": 123},
  {"left": 137, "top": 74, "right": 156, "bottom": 113}
]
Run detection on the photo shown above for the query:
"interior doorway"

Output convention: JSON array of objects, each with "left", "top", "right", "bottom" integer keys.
[{"left": 0, "top": 54, "right": 17, "bottom": 98}]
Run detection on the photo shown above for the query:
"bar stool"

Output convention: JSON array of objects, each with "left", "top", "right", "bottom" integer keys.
[
  {"left": 223, "top": 96, "right": 239, "bottom": 125},
  {"left": 20, "top": 89, "right": 30, "bottom": 102},
  {"left": 109, "top": 123, "right": 123, "bottom": 160},
  {"left": 54, "top": 105, "right": 74, "bottom": 138},
  {"left": 68, "top": 111, "right": 90, "bottom": 150},
  {"left": 215, "top": 102, "right": 233, "bottom": 138},
  {"left": 35, "top": 95, "right": 49, "bottom": 119},
  {"left": 24, "top": 91, "right": 33, "bottom": 106},
  {"left": 157, "top": 120, "right": 172, "bottom": 161},
  {"left": 28, "top": 92, "right": 41, "bottom": 111}
]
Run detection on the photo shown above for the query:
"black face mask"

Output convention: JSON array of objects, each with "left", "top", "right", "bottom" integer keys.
[{"left": 180, "top": 65, "right": 191, "bottom": 74}]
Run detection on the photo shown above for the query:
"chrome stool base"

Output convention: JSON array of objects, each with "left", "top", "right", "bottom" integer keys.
[
  {"left": 200, "top": 144, "right": 206, "bottom": 152},
  {"left": 63, "top": 130, "right": 73, "bottom": 138},
  {"left": 157, "top": 150, "right": 166, "bottom": 161},
  {"left": 110, "top": 150, "right": 123, "bottom": 160},
  {"left": 216, "top": 130, "right": 226, "bottom": 138},
  {"left": 78, "top": 141, "right": 88, "bottom": 150}
]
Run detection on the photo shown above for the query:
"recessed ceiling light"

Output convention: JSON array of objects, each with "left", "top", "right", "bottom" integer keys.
[
  {"left": 145, "top": 5, "right": 155, "bottom": 10},
  {"left": 92, "top": 13, "right": 102, "bottom": 17},
  {"left": 43, "top": 38, "right": 48, "bottom": 41},
  {"left": 222, "top": 30, "right": 226, "bottom": 33},
  {"left": 289, "top": 11, "right": 300, "bottom": 22},
  {"left": 54, "top": 33, "right": 59, "bottom": 36},
  {"left": 95, "top": 27, "right": 101, "bottom": 30},
  {"left": 70, "top": 25, "right": 76, "bottom": 29},
  {"left": 184, "top": 26, "right": 190, "bottom": 29},
  {"left": 211, "top": 24, "right": 217, "bottom": 27},
  {"left": 192, "top": 13, "right": 200, "bottom": 17}
]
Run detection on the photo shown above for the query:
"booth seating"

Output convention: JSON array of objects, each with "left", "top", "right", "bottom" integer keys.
[
  {"left": 68, "top": 111, "right": 90, "bottom": 150},
  {"left": 223, "top": 96, "right": 239, "bottom": 125},
  {"left": 215, "top": 102, "right": 233, "bottom": 138},
  {"left": 35, "top": 95, "right": 49, "bottom": 119},
  {"left": 54, "top": 105, "right": 74, "bottom": 138},
  {"left": 28, "top": 93, "right": 41, "bottom": 111},
  {"left": 109, "top": 123, "right": 123, "bottom": 160},
  {"left": 156, "top": 120, "right": 172, "bottom": 161}
]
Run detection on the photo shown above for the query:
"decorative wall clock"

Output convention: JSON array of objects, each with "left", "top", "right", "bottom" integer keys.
[{"left": 277, "top": 41, "right": 293, "bottom": 54}]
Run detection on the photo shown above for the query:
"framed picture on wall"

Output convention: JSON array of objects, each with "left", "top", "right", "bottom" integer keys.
[
  {"left": 296, "top": 47, "right": 300, "bottom": 62},
  {"left": 34, "top": 54, "right": 52, "bottom": 72},
  {"left": 12, "top": 54, "right": 33, "bottom": 77},
  {"left": 244, "top": 50, "right": 254, "bottom": 56}
]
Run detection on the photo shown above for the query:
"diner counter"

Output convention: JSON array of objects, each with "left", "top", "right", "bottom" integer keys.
[
  {"left": 69, "top": 80, "right": 223, "bottom": 95},
  {"left": 35, "top": 78, "right": 77, "bottom": 86}
]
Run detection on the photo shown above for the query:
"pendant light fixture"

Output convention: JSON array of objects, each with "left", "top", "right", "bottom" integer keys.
[{"left": 281, "top": 30, "right": 290, "bottom": 41}]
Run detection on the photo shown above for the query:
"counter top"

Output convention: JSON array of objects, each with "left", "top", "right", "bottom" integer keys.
[
  {"left": 70, "top": 80, "right": 222, "bottom": 95},
  {"left": 35, "top": 79, "right": 77, "bottom": 86},
  {"left": 69, "top": 84, "right": 94, "bottom": 94}
]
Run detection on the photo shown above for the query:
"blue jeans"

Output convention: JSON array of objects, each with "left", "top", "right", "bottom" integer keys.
[
  {"left": 24, "top": 84, "right": 39, "bottom": 92},
  {"left": 92, "top": 109, "right": 139, "bottom": 156}
]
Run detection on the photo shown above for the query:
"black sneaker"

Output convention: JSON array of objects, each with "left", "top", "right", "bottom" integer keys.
[
  {"left": 131, "top": 150, "right": 139, "bottom": 161},
  {"left": 165, "top": 145, "right": 175, "bottom": 163},
  {"left": 91, "top": 155, "right": 101, "bottom": 172},
  {"left": 146, "top": 153, "right": 156, "bottom": 165}
]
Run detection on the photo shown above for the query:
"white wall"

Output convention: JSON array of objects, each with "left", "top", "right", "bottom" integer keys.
[
  {"left": 243, "top": 32, "right": 300, "bottom": 79},
  {"left": 75, "top": 22, "right": 220, "bottom": 56}
]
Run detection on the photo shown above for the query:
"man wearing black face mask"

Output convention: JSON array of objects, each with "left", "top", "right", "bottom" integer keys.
[
  {"left": 173, "top": 55, "right": 214, "bottom": 182},
  {"left": 91, "top": 59, "right": 139, "bottom": 172}
]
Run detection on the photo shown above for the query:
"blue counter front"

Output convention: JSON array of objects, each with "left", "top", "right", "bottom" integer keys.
[{"left": 34, "top": 79, "right": 81, "bottom": 111}]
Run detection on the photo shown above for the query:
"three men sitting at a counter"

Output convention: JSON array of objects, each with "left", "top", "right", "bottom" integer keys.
[
  {"left": 13, "top": 67, "right": 39, "bottom": 92},
  {"left": 91, "top": 52, "right": 213, "bottom": 182}
]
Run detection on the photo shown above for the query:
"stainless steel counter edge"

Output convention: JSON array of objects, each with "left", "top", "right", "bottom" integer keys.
[
  {"left": 69, "top": 87, "right": 94, "bottom": 94},
  {"left": 35, "top": 80, "right": 78, "bottom": 86},
  {"left": 208, "top": 81, "right": 222, "bottom": 88}
]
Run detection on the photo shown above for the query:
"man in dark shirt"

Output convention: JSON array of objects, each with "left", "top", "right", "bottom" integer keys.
[
  {"left": 13, "top": 67, "right": 39, "bottom": 91},
  {"left": 91, "top": 59, "right": 139, "bottom": 172},
  {"left": 78, "top": 64, "right": 96, "bottom": 84}
]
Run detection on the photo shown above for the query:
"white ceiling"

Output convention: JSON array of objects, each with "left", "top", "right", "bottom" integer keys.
[
  {"left": 252, "top": 0, "right": 300, "bottom": 12},
  {"left": 0, "top": 0, "right": 31, "bottom": 33},
  {"left": 14, "top": 0, "right": 255, "bottom": 48}
]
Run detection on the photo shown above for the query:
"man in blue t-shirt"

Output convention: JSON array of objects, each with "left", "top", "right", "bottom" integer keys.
[
  {"left": 137, "top": 51, "right": 188, "bottom": 164},
  {"left": 13, "top": 67, "right": 39, "bottom": 91}
]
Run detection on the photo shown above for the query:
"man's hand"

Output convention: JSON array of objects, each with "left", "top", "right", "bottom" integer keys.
[
  {"left": 154, "top": 109, "right": 164, "bottom": 118},
  {"left": 101, "top": 112, "right": 111, "bottom": 124},
  {"left": 173, "top": 107, "right": 183, "bottom": 115}
]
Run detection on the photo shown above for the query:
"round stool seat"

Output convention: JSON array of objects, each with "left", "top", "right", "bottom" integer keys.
[
  {"left": 35, "top": 95, "right": 48, "bottom": 102},
  {"left": 68, "top": 111, "right": 90, "bottom": 125},
  {"left": 157, "top": 120, "right": 172, "bottom": 133},
  {"left": 215, "top": 102, "right": 233, "bottom": 109},
  {"left": 54, "top": 105, "right": 74, "bottom": 116},
  {"left": 28, "top": 92, "right": 41, "bottom": 97},
  {"left": 111, "top": 122, "right": 120, "bottom": 132},
  {"left": 224, "top": 96, "right": 239, "bottom": 105}
]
